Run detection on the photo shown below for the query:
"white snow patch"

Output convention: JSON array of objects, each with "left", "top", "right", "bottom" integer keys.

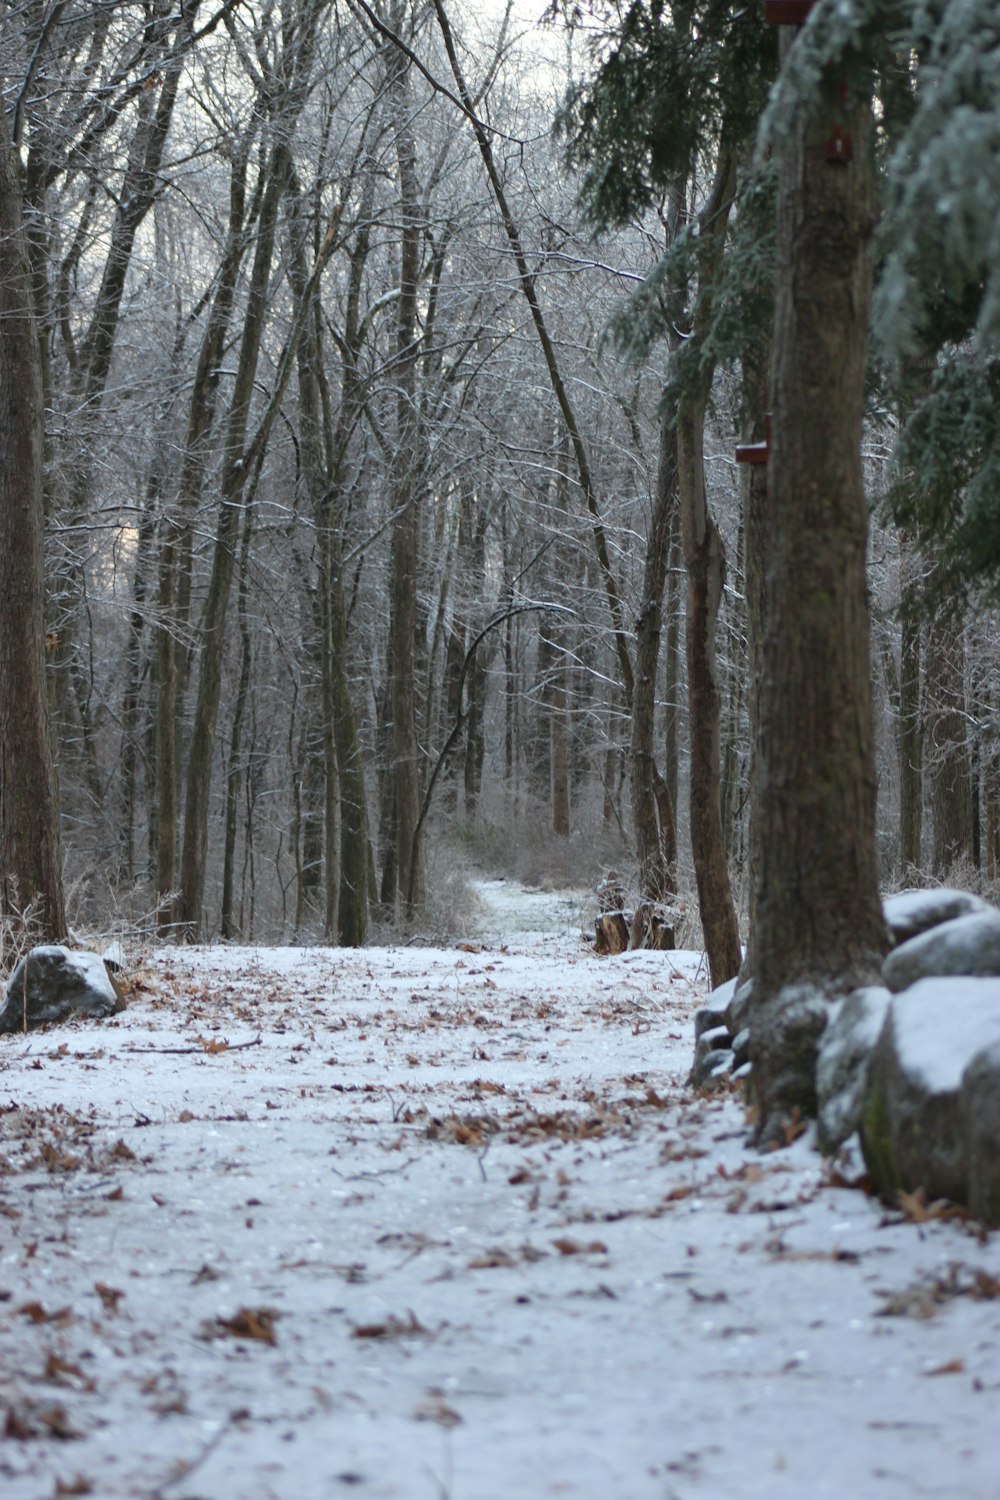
[
  {"left": 0, "top": 928, "right": 997, "bottom": 1500},
  {"left": 888, "top": 977, "right": 1000, "bottom": 1094}
]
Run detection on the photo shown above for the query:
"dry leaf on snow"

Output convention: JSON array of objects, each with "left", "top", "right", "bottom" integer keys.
[
  {"left": 200, "top": 1307, "right": 279, "bottom": 1345},
  {"left": 351, "top": 1312, "right": 431, "bottom": 1340}
]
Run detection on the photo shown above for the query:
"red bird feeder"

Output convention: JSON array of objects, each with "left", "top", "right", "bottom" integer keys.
[
  {"left": 763, "top": 1, "right": 816, "bottom": 23},
  {"left": 735, "top": 440, "right": 769, "bottom": 465},
  {"left": 736, "top": 418, "right": 771, "bottom": 466}
]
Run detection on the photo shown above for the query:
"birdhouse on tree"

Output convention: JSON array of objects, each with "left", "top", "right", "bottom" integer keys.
[
  {"left": 763, "top": 1, "right": 816, "bottom": 23},
  {"left": 736, "top": 417, "right": 771, "bottom": 466}
]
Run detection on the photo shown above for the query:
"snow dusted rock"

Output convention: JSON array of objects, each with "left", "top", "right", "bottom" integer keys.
[
  {"left": 0, "top": 946, "right": 124, "bottom": 1033},
  {"left": 731, "top": 1026, "right": 751, "bottom": 1071},
  {"left": 859, "top": 978, "right": 1000, "bottom": 1218},
  {"left": 882, "top": 909, "right": 1000, "bottom": 993},
  {"left": 690, "top": 977, "right": 755, "bottom": 1092},
  {"left": 698, "top": 1048, "right": 737, "bottom": 1090},
  {"left": 961, "top": 1041, "right": 1000, "bottom": 1224},
  {"left": 694, "top": 978, "right": 736, "bottom": 1041},
  {"left": 883, "top": 888, "right": 993, "bottom": 947},
  {"left": 725, "top": 977, "right": 754, "bottom": 1038},
  {"left": 816, "top": 986, "right": 892, "bottom": 1153},
  {"left": 689, "top": 1025, "right": 733, "bottom": 1088}
]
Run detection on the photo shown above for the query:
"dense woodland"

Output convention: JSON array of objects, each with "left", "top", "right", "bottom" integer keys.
[{"left": 2, "top": 0, "right": 999, "bottom": 1039}]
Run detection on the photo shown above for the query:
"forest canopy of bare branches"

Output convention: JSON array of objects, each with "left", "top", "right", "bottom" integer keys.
[{"left": 2, "top": 0, "right": 998, "bottom": 954}]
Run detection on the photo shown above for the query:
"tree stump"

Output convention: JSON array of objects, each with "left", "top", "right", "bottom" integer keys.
[
  {"left": 594, "top": 912, "right": 629, "bottom": 954},
  {"left": 629, "top": 901, "right": 675, "bottom": 951}
]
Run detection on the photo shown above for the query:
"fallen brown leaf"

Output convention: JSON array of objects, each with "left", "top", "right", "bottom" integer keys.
[
  {"left": 43, "top": 1354, "right": 95, "bottom": 1392},
  {"left": 4, "top": 1406, "right": 36, "bottom": 1439},
  {"left": 896, "top": 1187, "right": 963, "bottom": 1224},
  {"left": 202, "top": 1307, "right": 279, "bottom": 1345},
  {"left": 18, "top": 1301, "right": 73, "bottom": 1326},
  {"left": 468, "top": 1248, "right": 518, "bottom": 1269},
  {"left": 924, "top": 1358, "right": 965, "bottom": 1377},
  {"left": 94, "top": 1282, "right": 125, "bottom": 1314},
  {"left": 552, "top": 1236, "right": 608, "bottom": 1257},
  {"left": 54, "top": 1476, "right": 93, "bottom": 1495},
  {"left": 39, "top": 1405, "right": 80, "bottom": 1440},
  {"left": 351, "top": 1312, "right": 430, "bottom": 1340},
  {"left": 414, "top": 1394, "right": 462, "bottom": 1427}
]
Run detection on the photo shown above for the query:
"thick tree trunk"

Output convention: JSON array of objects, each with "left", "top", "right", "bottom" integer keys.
[
  {"left": 737, "top": 352, "right": 769, "bottom": 984},
  {"left": 751, "top": 69, "right": 888, "bottom": 1140},
  {"left": 0, "top": 110, "right": 65, "bottom": 941}
]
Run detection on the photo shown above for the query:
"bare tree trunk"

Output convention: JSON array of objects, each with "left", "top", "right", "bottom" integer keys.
[
  {"left": 388, "top": 55, "right": 426, "bottom": 917},
  {"left": 750, "top": 60, "right": 887, "bottom": 1141},
  {"left": 663, "top": 524, "right": 682, "bottom": 819},
  {"left": 155, "top": 143, "right": 250, "bottom": 929},
  {"left": 550, "top": 633, "right": 571, "bottom": 838},
  {"left": 737, "top": 361, "right": 769, "bottom": 984},
  {"left": 0, "top": 107, "right": 65, "bottom": 940},
  {"left": 631, "top": 404, "right": 678, "bottom": 899},
  {"left": 220, "top": 508, "right": 254, "bottom": 940},
  {"left": 678, "top": 395, "right": 741, "bottom": 987},
  {"left": 177, "top": 139, "right": 292, "bottom": 934},
  {"left": 676, "top": 149, "right": 741, "bottom": 988},
  {"left": 898, "top": 574, "right": 924, "bottom": 872},
  {"left": 926, "top": 607, "right": 973, "bottom": 874}
]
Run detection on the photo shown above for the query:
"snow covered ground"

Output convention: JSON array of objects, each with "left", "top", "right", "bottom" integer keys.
[{"left": 1, "top": 887, "right": 998, "bottom": 1500}]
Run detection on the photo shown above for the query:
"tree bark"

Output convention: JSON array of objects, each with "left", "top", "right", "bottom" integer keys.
[
  {"left": 154, "top": 141, "right": 250, "bottom": 930},
  {"left": 678, "top": 395, "right": 741, "bottom": 988},
  {"left": 387, "top": 54, "right": 426, "bottom": 917},
  {"left": 750, "top": 64, "right": 888, "bottom": 1140},
  {"left": 630, "top": 405, "right": 678, "bottom": 901},
  {"left": 926, "top": 607, "right": 972, "bottom": 874},
  {"left": 898, "top": 567, "right": 924, "bottom": 872},
  {"left": 0, "top": 106, "right": 65, "bottom": 941},
  {"left": 177, "top": 140, "right": 292, "bottom": 934},
  {"left": 676, "top": 148, "right": 741, "bottom": 988},
  {"left": 737, "top": 366, "right": 770, "bottom": 985}
]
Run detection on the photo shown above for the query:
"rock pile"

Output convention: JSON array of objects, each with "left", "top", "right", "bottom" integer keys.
[{"left": 688, "top": 887, "right": 1000, "bottom": 1223}]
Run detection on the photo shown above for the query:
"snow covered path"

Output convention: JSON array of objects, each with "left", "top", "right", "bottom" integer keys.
[{"left": 1, "top": 921, "right": 999, "bottom": 1500}]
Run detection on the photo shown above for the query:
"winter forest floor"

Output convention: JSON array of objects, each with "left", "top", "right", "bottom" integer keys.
[{"left": 1, "top": 881, "right": 999, "bottom": 1500}]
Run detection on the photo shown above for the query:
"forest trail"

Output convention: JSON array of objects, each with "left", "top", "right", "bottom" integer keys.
[{"left": 1, "top": 913, "right": 998, "bottom": 1500}]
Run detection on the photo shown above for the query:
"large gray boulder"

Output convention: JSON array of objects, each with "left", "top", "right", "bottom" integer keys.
[
  {"left": 859, "top": 978, "right": 1000, "bottom": 1217},
  {"left": 0, "top": 946, "right": 123, "bottom": 1033},
  {"left": 694, "top": 978, "right": 736, "bottom": 1041},
  {"left": 882, "top": 909, "right": 1000, "bottom": 993},
  {"left": 882, "top": 888, "right": 993, "bottom": 947},
  {"left": 725, "top": 977, "right": 753, "bottom": 1039},
  {"left": 960, "top": 1040, "right": 1000, "bottom": 1226},
  {"left": 816, "top": 986, "right": 892, "bottom": 1153}
]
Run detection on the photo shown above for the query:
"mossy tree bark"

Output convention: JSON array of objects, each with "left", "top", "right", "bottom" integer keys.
[{"left": 750, "top": 59, "right": 888, "bottom": 1141}]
